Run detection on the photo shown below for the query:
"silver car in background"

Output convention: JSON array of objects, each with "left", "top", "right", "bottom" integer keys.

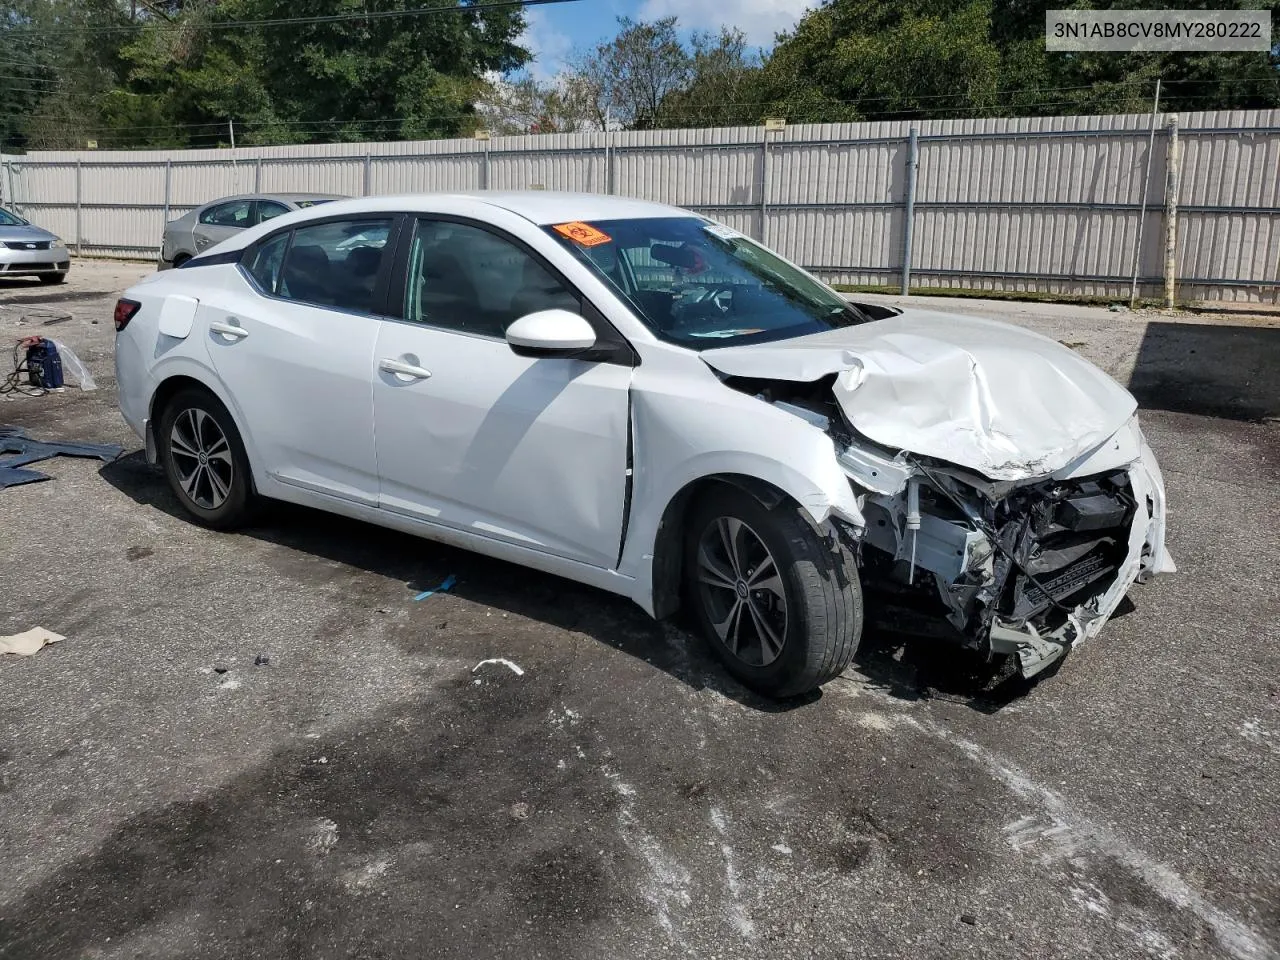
[
  {"left": 0, "top": 205, "right": 70, "bottom": 284},
  {"left": 159, "top": 193, "right": 345, "bottom": 269}
]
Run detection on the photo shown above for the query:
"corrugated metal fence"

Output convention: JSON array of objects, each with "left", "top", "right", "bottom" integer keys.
[{"left": 3, "top": 110, "right": 1278, "bottom": 304}]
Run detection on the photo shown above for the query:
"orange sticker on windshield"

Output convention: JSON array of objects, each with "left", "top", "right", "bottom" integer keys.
[{"left": 553, "top": 221, "right": 612, "bottom": 247}]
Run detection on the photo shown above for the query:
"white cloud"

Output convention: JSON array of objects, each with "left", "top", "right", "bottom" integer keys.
[
  {"left": 519, "top": 8, "right": 574, "bottom": 81},
  {"left": 639, "top": 0, "right": 815, "bottom": 48}
]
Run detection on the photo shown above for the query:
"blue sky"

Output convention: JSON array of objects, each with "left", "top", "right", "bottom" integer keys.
[{"left": 520, "top": 0, "right": 818, "bottom": 80}]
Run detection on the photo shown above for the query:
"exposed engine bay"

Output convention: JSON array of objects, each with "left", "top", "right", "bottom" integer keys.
[{"left": 718, "top": 366, "right": 1172, "bottom": 678}]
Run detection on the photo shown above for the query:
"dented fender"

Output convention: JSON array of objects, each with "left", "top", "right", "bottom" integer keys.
[{"left": 619, "top": 362, "right": 862, "bottom": 616}]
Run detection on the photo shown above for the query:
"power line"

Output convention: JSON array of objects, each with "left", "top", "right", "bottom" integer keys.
[{"left": 9, "top": 0, "right": 580, "bottom": 38}]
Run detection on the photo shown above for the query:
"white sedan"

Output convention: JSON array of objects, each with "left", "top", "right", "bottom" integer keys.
[{"left": 113, "top": 192, "right": 1173, "bottom": 697}]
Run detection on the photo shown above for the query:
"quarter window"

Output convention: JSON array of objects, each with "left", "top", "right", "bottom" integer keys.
[
  {"left": 404, "top": 219, "right": 579, "bottom": 337},
  {"left": 199, "top": 200, "right": 253, "bottom": 227},
  {"left": 245, "top": 232, "right": 290, "bottom": 295},
  {"left": 256, "top": 200, "right": 291, "bottom": 224},
  {"left": 277, "top": 219, "right": 393, "bottom": 313}
]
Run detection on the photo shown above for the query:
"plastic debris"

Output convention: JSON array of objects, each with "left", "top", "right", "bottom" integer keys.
[
  {"left": 47, "top": 339, "right": 96, "bottom": 390},
  {"left": 472, "top": 658, "right": 525, "bottom": 677},
  {"left": 414, "top": 574, "right": 457, "bottom": 602},
  {"left": 0, "top": 627, "right": 64, "bottom": 656},
  {"left": 255, "top": 654, "right": 270, "bottom": 666},
  {"left": 0, "top": 425, "right": 122, "bottom": 489}
]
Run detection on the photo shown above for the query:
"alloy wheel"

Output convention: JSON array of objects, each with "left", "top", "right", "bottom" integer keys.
[
  {"left": 695, "top": 516, "right": 788, "bottom": 667},
  {"left": 169, "top": 407, "right": 234, "bottom": 510}
]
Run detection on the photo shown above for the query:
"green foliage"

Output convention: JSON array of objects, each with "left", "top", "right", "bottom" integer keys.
[
  {"left": 4, "top": 0, "right": 1278, "bottom": 151},
  {"left": 757, "top": 0, "right": 1280, "bottom": 121},
  {"left": 4, "top": 0, "right": 529, "bottom": 149}
]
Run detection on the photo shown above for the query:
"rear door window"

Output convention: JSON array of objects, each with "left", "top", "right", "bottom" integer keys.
[
  {"left": 199, "top": 200, "right": 253, "bottom": 228},
  {"left": 277, "top": 219, "right": 393, "bottom": 314}
]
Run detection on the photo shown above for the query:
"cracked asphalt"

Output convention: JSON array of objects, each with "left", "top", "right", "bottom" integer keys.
[{"left": 1, "top": 261, "right": 1278, "bottom": 960}]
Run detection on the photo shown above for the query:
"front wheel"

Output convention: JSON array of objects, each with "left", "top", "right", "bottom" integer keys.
[
  {"left": 684, "top": 487, "right": 863, "bottom": 698},
  {"left": 157, "top": 387, "right": 255, "bottom": 529}
]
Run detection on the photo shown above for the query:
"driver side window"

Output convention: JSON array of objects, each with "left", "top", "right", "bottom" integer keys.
[{"left": 404, "top": 219, "right": 580, "bottom": 338}]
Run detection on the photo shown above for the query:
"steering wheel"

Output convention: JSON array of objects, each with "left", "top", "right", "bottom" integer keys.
[{"left": 688, "top": 283, "right": 735, "bottom": 312}]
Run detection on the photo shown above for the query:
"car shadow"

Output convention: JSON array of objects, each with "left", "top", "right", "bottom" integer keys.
[
  {"left": 98, "top": 452, "right": 816, "bottom": 714},
  {"left": 100, "top": 451, "right": 1035, "bottom": 716},
  {"left": 1129, "top": 320, "right": 1280, "bottom": 421},
  {"left": 0, "top": 288, "right": 107, "bottom": 306}
]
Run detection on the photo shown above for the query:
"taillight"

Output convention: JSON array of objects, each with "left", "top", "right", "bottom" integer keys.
[{"left": 114, "top": 298, "right": 141, "bottom": 331}]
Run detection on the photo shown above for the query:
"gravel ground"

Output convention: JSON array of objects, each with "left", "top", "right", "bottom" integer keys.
[{"left": 1, "top": 260, "right": 1278, "bottom": 960}]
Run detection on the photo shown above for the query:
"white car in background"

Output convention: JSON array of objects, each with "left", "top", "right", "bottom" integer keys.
[{"left": 113, "top": 192, "right": 1173, "bottom": 698}]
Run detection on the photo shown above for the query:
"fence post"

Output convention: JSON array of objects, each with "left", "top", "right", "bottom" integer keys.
[
  {"left": 162, "top": 159, "right": 172, "bottom": 234},
  {"left": 75, "top": 159, "right": 83, "bottom": 254},
  {"left": 1163, "top": 114, "right": 1180, "bottom": 309},
  {"left": 901, "top": 127, "right": 919, "bottom": 296},
  {"left": 481, "top": 143, "right": 490, "bottom": 191},
  {"left": 760, "top": 129, "right": 771, "bottom": 245},
  {"left": 363, "top": 153, "right": 372, "bottom": 196},
  {"left": 254, "top": 157, "right": 263, "bottom": 192}
]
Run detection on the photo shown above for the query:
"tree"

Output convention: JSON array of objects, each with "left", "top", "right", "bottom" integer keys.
[
  {"left": 657, "top": 28, "right": 765, "bottom": 128},
  {"left": 571, "top": 17, "right": 692, "bottom": 130},
  {"left": 478, "top": 74, "right": 597, "bottom": 135},
  {"left": 756, "top": 0, "right": 1280, "bottom": 123},
  {"left": 757, "top": 0, "right": 1002, "bottom": 123},
  {"left": 5, "top": 0, "right": 532, "bottom": 149}
]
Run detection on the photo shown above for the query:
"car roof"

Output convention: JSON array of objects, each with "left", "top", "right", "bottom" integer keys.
[
  {"left": 296, "top": 191, "right": 693, "bottom": 226},
  {"left": 198, "top": 193, "right": 347, "bottom": 206},
  {"left": 464, "top": 191, "right": 691, "bottom": 225}
]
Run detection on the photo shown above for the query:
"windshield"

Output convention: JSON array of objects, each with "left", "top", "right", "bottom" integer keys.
[
  {"left": 543, "top": 216, "right": 870, "bottom": 349},
  {"left": 0, "top": 207, "right": 28, "bottom": 227}
]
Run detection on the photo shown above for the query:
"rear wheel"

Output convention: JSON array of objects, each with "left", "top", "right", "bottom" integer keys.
[
  {"left": 157, "top": 387, "right": 255, "bottom": 529},
  {"left": 38, "top": 272, "right": 66, "bottom": 285},
  {"left": 684, "top": 487, "right": 863, "bottom": 698},
  {"left": 172, "top": 253, "right": 192, "bottom": 268}
]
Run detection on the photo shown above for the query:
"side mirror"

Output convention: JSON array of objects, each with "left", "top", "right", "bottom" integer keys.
[{"left": 505, "top": 309, "right": 597, "bottom": 359}]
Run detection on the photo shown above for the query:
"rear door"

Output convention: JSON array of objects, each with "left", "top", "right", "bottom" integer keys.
[
  {"left": 194, "top": 199, "right": 254, "bottom": 254},
  {"left": 371, "top": 216, "right": 634, "bottom": 569},
  {"left": 199, "top": 216, "right": 398, "bottom": 505}
]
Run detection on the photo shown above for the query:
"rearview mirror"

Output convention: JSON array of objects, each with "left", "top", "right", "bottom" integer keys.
[{"left": 505, "top": 309, "right": 597, "bottom": 359}]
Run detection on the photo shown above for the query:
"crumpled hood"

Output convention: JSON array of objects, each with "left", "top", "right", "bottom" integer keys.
[{"left": 702, "top": 309, "right": 1138, "bottom": 481}]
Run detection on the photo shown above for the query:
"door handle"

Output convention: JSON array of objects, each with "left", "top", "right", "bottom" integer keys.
[
  {"left": 379, "top": 358, "right": 433, "bottom": 381},
  {"left": 210, "top": 320, "right": 249, "bottom": 340},
  {"left": 195, "top": 237, "right": 210, "bottom": 250}
]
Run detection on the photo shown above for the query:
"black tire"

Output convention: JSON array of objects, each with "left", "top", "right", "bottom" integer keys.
[
  {"left": 38, "top": 272, "right": 66, "bottom": 285},
  {"left": 157, "top": 387, "right": 256, "bottom": 530},
  {"left": 684, "top": 486, "right": 863, "bottom": 698},
  {"left": 172, "top": 254, "right": 192, "bottom": 268}
]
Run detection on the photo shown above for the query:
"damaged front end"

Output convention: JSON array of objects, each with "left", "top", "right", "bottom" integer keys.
[
  {"left": 848, "top": 446, "right": 1170, "bottom": 677},
  {"left": 703, "top": 308, "right": 1175, "bottom": 679}
]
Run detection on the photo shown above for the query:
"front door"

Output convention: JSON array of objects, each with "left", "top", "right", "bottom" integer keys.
[
  {"left": 201, "top": 216, "right": 396, "bottom": 505},
  {"left": 372, "top": 217, "right": 633, "bottom": 569}
]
